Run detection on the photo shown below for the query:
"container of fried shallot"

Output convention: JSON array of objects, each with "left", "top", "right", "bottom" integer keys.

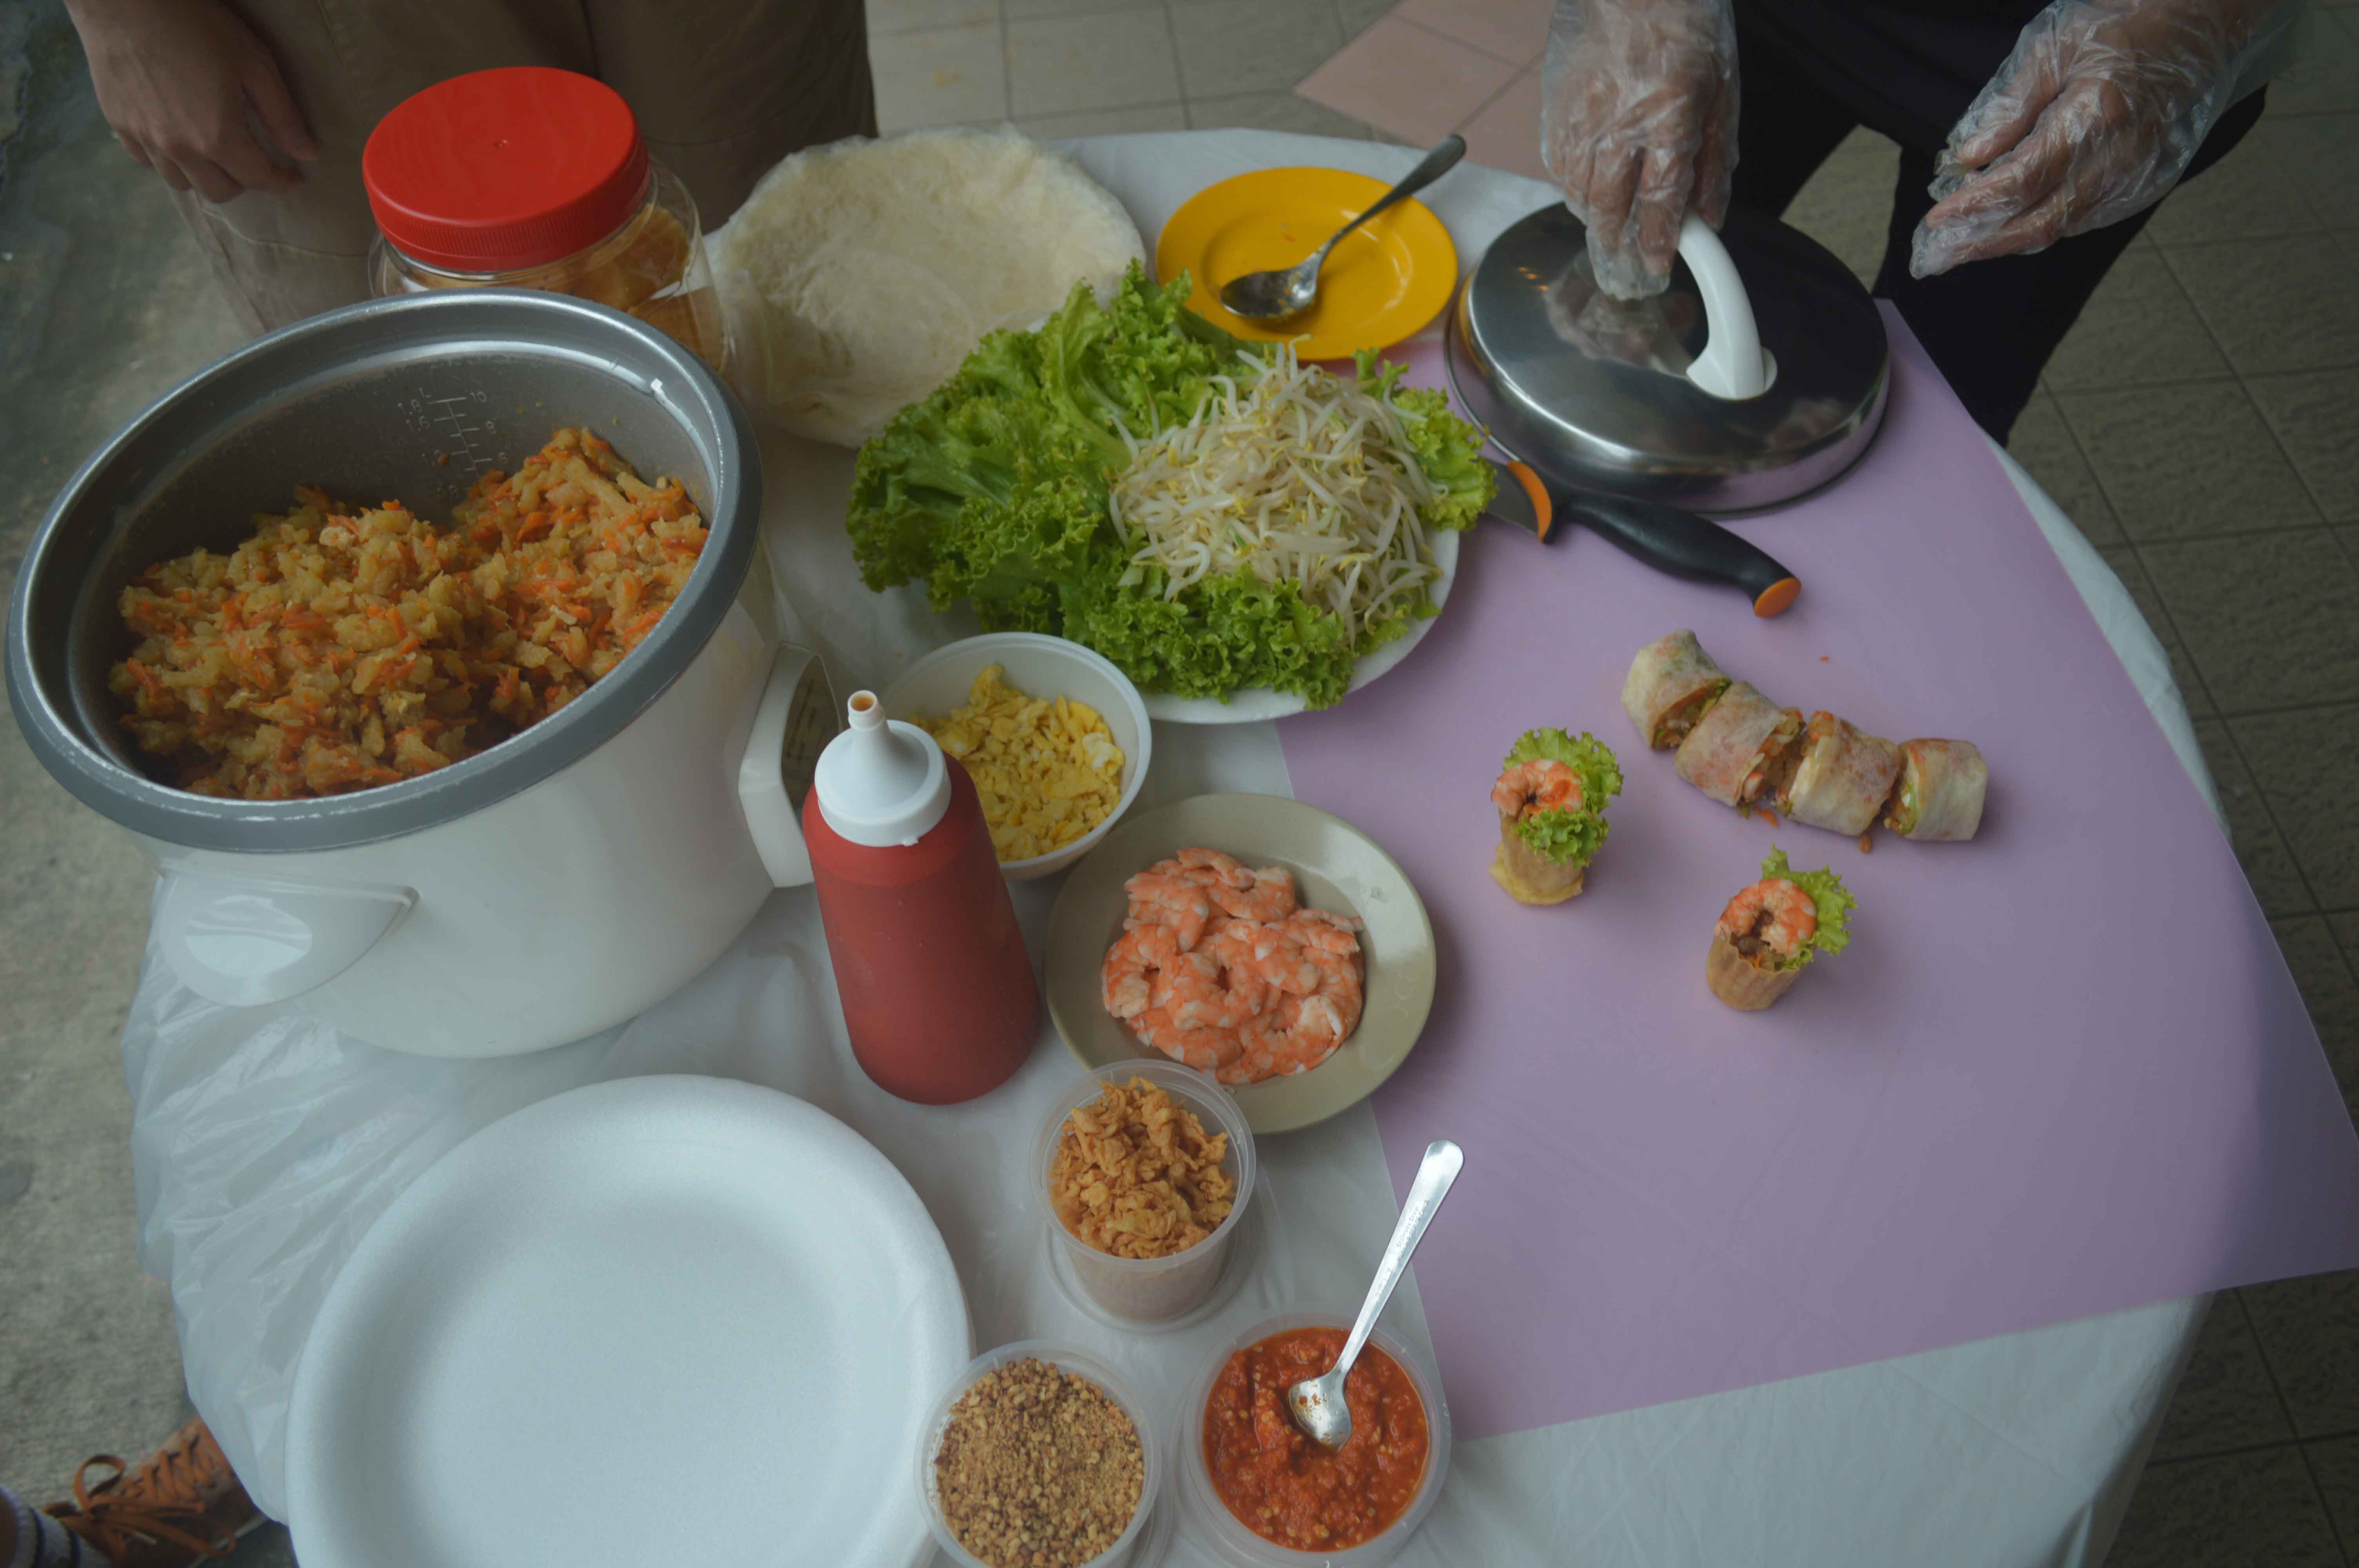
[{"left": 1032, "top": 1061, "right": 1257, "bottom": 1323}]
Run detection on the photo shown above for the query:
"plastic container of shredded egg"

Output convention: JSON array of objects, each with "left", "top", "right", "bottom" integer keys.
[{"left": 880, "top": 633, "right": 1151, "bottom": 881}]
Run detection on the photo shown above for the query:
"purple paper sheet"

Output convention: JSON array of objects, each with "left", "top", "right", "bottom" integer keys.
[{"left": 1278, "top": 312, "right": 2359, "bottom": 1442}]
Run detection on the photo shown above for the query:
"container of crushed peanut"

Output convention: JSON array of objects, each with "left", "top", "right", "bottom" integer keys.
[
  {"left": 1033, "top": 1062, "right": 1258, "bottom": 1324},
  {"left": 918, "top": 1341, "right": 1165, "bottom": 1568}
]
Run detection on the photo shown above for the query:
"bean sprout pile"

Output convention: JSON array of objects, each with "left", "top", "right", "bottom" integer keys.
[{"left": 1107, "top": 346, "right": 1441, "bottom": 648}]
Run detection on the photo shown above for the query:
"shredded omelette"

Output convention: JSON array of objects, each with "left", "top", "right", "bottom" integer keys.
[{"left": 912, "top": 664, "right": 1124, "bottom": 862}]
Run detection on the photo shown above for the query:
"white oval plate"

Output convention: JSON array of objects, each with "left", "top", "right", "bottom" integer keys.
[
  {"left": 287, "top": 1076, "right": 969, "bottom": 1568},
  {"left": 1141, "top": 528, "right": 1459, "bottom": 725}
]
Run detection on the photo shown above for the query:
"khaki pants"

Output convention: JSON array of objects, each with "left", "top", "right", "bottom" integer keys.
[{"left": 178, "top": 0, "right": 876, "bottom": 334}]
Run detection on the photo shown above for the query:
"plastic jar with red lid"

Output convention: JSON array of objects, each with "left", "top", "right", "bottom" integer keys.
[{"left": 362, "top": 67, "right": 729, "bottom": 370}]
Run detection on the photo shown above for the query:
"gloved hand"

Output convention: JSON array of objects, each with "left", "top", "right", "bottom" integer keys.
[
  {"left": 1911, "top": 0, "right": 2290, "bottom": 276},
  {"left": 1541, "top": 0, "right": 1739, "bottom": 300}
]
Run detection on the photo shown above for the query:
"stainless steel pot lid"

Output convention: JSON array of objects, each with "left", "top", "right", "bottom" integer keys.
[{"left": 1450, "top": 205, "right": 1888, "bottom": 514}]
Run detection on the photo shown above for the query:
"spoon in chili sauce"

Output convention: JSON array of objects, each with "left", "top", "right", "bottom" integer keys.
[{"left": 1287, "top": 1139, "right": 1463, "bottom": 1449}]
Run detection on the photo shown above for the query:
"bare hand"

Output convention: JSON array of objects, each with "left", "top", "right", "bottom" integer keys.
[{"left": 67, "top": 0, "right": 318, "bottom": 203}]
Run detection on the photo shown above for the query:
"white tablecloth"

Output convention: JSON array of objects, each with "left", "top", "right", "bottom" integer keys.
[{"left": 124, "top": 132, "right": 2218, "bottom": 1566}]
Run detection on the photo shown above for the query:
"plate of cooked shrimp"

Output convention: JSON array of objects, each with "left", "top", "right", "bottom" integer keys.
[{"left": 1044, "top": 793, "right": 1436, "bottom": 1134}]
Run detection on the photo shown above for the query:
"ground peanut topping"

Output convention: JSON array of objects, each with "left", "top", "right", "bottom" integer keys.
[
  {"left": 1050, "top": 1078, "right": 1235, "bottom": 1260},
  {"left": 934, "top": 1357, "right": 1144, "bottom": 1568}
]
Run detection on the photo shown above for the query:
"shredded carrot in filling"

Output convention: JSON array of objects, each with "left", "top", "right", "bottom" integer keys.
[{"left": 107, "top": 428, "right": 706, "bottom": 800}]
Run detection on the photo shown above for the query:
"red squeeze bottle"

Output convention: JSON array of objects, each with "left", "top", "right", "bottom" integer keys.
[{"left": 803, "top": 690, "right": 1038, "bottom": 1104}]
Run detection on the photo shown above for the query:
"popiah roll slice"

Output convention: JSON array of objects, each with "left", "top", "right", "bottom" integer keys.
[
  {"left": 1673, "top": 682, "right": 1803, "bottom": 807},
  {"left": 1777, "top": 712, "right": 1903, "bottom": 836},
  {"left": 1705, "top": 848, "right": 1856, "bottom": 1012},
  {"left": 1885, "top": 738, "right": 1987, "bottom": 842},
  {"left": 1621, "top": 631, "right": 1732, "bottom": 750}
]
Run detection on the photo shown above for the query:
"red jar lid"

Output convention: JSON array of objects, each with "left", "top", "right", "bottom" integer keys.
[{"left": 363, "top": 67, "right": 649, "bottom": 274}]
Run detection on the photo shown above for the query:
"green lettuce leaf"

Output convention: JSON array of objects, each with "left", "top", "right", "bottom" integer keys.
[
  {"left": 1501, "top": 729, "right": 1621, "bottom": 866},
  {"left": 1066, "top": 568, "right": 1357, "bottom": 708},
  {"left": 1355, "top": 350, "right": 1496, "bottom": 533},
  {"left": 848, "top": 263, "right": 1495, "bottom": 707},
  {"left": 1513, "top": 803, "right": 1608, "bottom": 867},
  {"left": 1761, "top": 846, "right": 1856, "bottom": 965},
  {"left": 1506, "top": 728, "right": 1623, "bottom": 802}
]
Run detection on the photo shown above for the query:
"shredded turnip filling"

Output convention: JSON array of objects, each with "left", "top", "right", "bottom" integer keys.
[{"left": 1106, "top": 345, "right": 1440, "bottom": 647}]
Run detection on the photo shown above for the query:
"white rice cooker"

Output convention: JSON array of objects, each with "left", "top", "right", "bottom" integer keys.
[{"left": 6, "top": 292, "right": 838, "bottom": 1058}]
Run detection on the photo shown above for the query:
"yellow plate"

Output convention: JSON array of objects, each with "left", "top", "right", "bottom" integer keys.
[{"left": 1155, "top": 167, "right": 1458, "bottom": 360}]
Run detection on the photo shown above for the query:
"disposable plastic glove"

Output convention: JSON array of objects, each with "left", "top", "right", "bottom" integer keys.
[
  {"left": 1541, "top": 0, "right": 1740, "bottom": 300},
  {"left": 1911, "top": 0, "right": 2291, "bottom": 276}
]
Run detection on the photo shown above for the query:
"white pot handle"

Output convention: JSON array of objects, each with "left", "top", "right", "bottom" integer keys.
[
  {"left": 155, "top": 873, "right": 414, "bottom": 1007},
  {"left": 737, "top": 642, "right": 836, "bottom": 887},
  {"left": 1679, "top": 215, "right": 1776, "bottom": 401}
]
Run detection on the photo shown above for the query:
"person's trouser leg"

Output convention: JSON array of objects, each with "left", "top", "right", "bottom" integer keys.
[
  {"left": 1866, "top": 88, "right": 2265, "bottom": 441},
  {"left": 168, "top": 0, "right": 873, "bottom": 334},
  {"left": 4, "top": 1486, "right": 115, "bottom": 1568},
  {"left": 585, "top": 0, "right": 877, "bottom": 231},
  {"left": 169, "top": 0, "right": 600, "bottom": 334},
  {"left": 1727, "top": 25, "right": 1863, "bottom": 221}
]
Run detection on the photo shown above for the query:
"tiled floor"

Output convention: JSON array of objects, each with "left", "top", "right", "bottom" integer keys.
[
  {"left": 871, "top": 0, "right": 1403, "bottom": 141},
  {"left": 2, "top": 0, "right": 2357, "bottom": 1563},
  {"left": 1297, "top": 0, "right": 1549, "bottom": 176},
  {"left": 1757, "top": 18, "right": 2359, "bottom": 1561}
]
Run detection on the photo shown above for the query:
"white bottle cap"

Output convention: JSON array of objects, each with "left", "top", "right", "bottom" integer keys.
[{"left": 813, "top": 691, "right": 952, "bottom": 848}]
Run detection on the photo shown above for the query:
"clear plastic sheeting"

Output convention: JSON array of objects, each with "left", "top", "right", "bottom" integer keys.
[
  {"left": 127, "top": 133, "right": 2215, "bottom": 1563},
  {"left": 123, "top": 951, "right": 619, "bottom": 1518}
]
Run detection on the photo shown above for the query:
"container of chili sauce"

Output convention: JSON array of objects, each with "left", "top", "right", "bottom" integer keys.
[{"left": 1179, "top": 1313, "right": 1451, "bottom": 1566}]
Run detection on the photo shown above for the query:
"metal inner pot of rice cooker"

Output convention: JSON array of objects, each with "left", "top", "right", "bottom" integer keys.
[
  {"left": 5, "top": 289, "right": 836, "bottom": 1060},
  {"left": 1450, "top": 204, "right": 1889, "bottom": 514}
]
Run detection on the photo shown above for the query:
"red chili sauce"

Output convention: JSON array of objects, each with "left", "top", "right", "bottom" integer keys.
[{"left": 1201, "top": 1326, "right": 1430, "bottom": 1551}]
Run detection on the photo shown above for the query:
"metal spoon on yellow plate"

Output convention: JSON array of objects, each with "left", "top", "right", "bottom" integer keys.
[{"left": 1219, "top": 136, "right": 1466, "bottom": 323}]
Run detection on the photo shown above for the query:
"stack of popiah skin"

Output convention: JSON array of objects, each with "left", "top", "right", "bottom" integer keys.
[{"left": 1619, "top": 631, "right": 1988, "bottom": 844}]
